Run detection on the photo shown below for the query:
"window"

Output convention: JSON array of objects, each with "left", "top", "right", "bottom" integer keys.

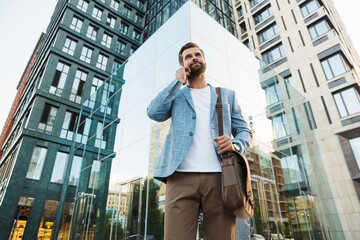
[
  {"left": 321, "top": 53, "right": 347, "bottom": 80},
  {"left": 57, "top": 202, "right": 74, "bottom": 238},
  {"left": 69, "top": 156, "right": 83, "bottom": 186},
  {"left": 38, "top": 104, "right": 58, "bottom": 134},
  {"left": 106, "top": 15, "right": 116, "bottom": 28},
  {"left": 262, "top": 44, "right": 285, "bottom": 64},
  {"left": 132, "top": 30, "right": 140, "bottom": 41},
  {"left": 300, "top": 0, "right": 319, "bottom": 17},
  {"left": 92, "top": 7, "right": 103, "bottom": 21},
  {"left": 101, "top": 33, "right": 112, "bottom": 48},
  {"left": 258, "top": 24, "right": 278, "bottom": 44},
  {"left": 26, "top": 146, "right": 47, "bottom": 180},
  {"left": 237, "top": 6, "right": 243, "bottom": 17},
  {"left": 122, "top": 6, "right": 131, "bottom": 18},
  {"left": 76, "top": 116, "right": 91, "bottom": 143},
  {"left": 119, "top": 22, "right": 129, "bottom": 35},
  {"left": 37, "top": 200, "right": 58, "bottom": 238},
  {"left": 272, "top": 113, "right": 290, "bottom": 139},
  {"left": 96, "top": 54, "right": 108, "bottom": 70},
  {"left": 88, "top": 160, "right": 101, "bottom": 189},
  {"left": 62, "top": 38, "right": 77, "bottom": 56},
  {"left": 308, "top": 19, "right": 330, "bottom": 39},
  {"left": 50, "top": 62, "right": 70, "bottom": 96},
  {"left": 70, "top": 70, "right": 87, "bottom": 104},
  {"left": 265, "top": 81, "right": 283, "bottom": 105},
  {"left": 280, "top": 153, "right": 304, "bottom": 184},
  {"left": 243, "top": 40, "right": 250, "bottom": 49},
  {"left": 101, "top": 82, "right": 115, "bottom": 114},
  {"left": 284, "top": 75, "right": 295, "bottom": 88},
  {"left": 304, "top": 102, "right": 317, "bottom": 130},
  {"left": 61, "top": 111, "right": 91, "bottom": 143},
  {"left": 77, "top": 0, "right": 89, "bottom": 12},
  {"left": 135, "top": 14, "right": 142, "bottom": 24},
  {"left": 349, "top": 137, "right": 360, "bottom": 169},
  {"left": 112, "top": 61, "right": 121, "bottom": 76},
  {"left": 207, "top": 2, "right": 217, "bottom": 21},
  {"left": 51, "top": 152, "right": 69, "bottom": 184},
  {"left": 333, "top": 87, "right": 360, "bottom": 118},
  {"left": 70, "top": 17, "right": 83, "bottom": 32},
  {"left": 136, "top": 0, "right": 144, "bottom": 9},
  {"left": 115, "top": 41, "right": 126, "bottom": 55},
  {"left": 254, "top": 5, "right": 273, "bottom": 24},
  {"left": 86, "top": 25, "right": 98, "bottom": 41},
  {"left": 284, "top": 75, "right": 295, "bottom": 98},
  {"left": 95, "top": 122, "right": 107, "bottom": 149},
  {"left": 162, "top": 4, "right": 171, "bottom": 24},
  {"left": 250, "top": 0, "right": 263, "bottom": 8},
  {"left": 61, "top": 111, "right": 78, "bottom": 141},
  {"left": 240, "top": 22, "right": 247, "bottom": 35},
  {"left": 110, "top": 0, "right": 120, "bottom": 10},
  {"left": 130, "top": 47, "right": 135, "bottom": 55},
  {"left": 80, "top": 46, "right": 93, "bottom": 63},
  {"left": 84, "top": 77, "right": 104, "bottom": 109}
]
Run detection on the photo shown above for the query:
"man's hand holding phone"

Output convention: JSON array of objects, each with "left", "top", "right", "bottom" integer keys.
[{"left": 176, "top": 66, "right": 191, "bottom": 85}]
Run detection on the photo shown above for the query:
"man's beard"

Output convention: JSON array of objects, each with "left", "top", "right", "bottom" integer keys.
[{"left": 189, "top": 62, "right": 206, "bottom": 77}]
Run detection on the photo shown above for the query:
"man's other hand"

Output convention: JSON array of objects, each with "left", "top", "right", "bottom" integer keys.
[
  {"left": 175, "top": 67, "right": 190, "bottom": 85},
  {"left": 213, "top": 135, "right": 235, "bottom": 154}
]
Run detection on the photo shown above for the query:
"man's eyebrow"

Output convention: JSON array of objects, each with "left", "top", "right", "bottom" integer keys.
[{"left": 184, "top": 53, "right": 192, "bottom": 58}]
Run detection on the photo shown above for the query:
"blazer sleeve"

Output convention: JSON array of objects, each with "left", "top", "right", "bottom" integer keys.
[
  {"left": 230, "top": 91, "right": 253, "bottom": 153},
  {"left": 146, "top": 79, "right": 182, "bottom": 122}
]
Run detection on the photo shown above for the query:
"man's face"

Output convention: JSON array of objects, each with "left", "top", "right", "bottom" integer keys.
[{"left": 182, "top": 47, "right": 207, "bottom": 77}]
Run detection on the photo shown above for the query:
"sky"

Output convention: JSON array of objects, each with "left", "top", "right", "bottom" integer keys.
[{"left": 0, "top": 0, "right": 359, "bottom": 132}]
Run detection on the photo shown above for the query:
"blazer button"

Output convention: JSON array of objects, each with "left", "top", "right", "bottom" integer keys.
[
  {"left": 192, "top": 115, "right": 196, "bottom": 119},
  {"left": 189, "top": 132, "right": 193, "bottom": 136}
]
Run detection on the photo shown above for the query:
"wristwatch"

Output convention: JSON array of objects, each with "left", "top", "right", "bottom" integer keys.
[{"left": 233, "top": 143, "right": 241, "bottom": 152}]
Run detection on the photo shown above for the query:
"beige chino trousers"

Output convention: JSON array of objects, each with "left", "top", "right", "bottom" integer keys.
[{"left": 164, "top": 172, "right": 236, "bottom": 240}]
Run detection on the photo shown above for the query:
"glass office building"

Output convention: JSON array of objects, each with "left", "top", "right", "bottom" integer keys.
[{"left": 68, "top": 2, "right": 342, "bottom": 239}]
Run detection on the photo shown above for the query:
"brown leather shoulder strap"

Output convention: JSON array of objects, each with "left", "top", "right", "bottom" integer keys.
[{"left": 215, "top": 87, "right": 224, "bottom": 136}]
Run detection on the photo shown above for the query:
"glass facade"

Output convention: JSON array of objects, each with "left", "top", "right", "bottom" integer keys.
[
  {"left": 51, "top": 2, "right": 342, "bottom": 239},
  {"left": 144, "top": 0, "right": 237, "bottom": 40},
  {"left": 2, "top": 1, "right": 348, "bottom": 240}
]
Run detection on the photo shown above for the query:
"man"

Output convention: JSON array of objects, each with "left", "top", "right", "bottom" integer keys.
[{"left": 147, "top": 42, "right": 252, "bottom": 240}]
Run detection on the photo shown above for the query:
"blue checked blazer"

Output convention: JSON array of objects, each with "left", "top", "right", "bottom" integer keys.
[{"left": 147, "top": 79, "right": 253, "bottom": 183}]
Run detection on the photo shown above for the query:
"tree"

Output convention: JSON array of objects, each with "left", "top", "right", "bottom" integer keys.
[
  {"left": 128, "top": 178, "right": 164, "bottom": 240},
  {"left": 102, "top": 212, "right": 124, "bottom": 240}
]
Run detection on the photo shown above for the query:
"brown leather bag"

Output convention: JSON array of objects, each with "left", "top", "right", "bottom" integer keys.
[{"left": 215, "top": 87, "right": 254, "bottom": 220}]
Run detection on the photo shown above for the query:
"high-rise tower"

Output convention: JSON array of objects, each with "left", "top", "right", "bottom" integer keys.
[
  {"left": 0, "top": 0, "right": 144, "bottom": 238},
  {"left": 232, "top": 0, "right": 360, "bottom": 239}
]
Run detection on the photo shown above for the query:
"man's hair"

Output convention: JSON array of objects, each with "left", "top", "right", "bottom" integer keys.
[{"left": 178, "top": 42, "right": 205, "bottom": 66}]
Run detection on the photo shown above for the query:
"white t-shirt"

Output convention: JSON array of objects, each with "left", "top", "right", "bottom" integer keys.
[{"left": 176, "top": 86, "right": 222, "bottom": 172}]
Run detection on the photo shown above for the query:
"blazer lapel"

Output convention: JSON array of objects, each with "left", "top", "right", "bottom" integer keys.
[{"left": 181, "top": 86, "right": 195, "bottom": 111}]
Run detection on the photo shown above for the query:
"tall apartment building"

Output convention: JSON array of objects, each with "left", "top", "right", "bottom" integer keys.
[
  {"left": 232, "top": 0, "right": 360, "bottom": 239},
  {"left": 0, "top": 0, "right": 144, "bottom": 238}
]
